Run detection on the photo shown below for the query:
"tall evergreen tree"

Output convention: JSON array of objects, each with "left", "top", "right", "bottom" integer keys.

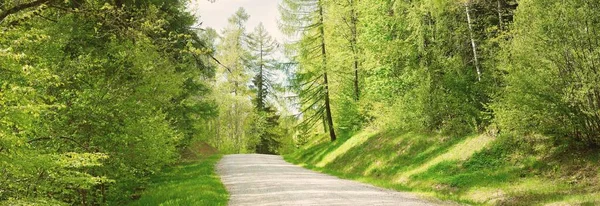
[
  {"left": 246, "top": 23, "right": 282, "bottom": 154},
  {"left": 280, "top": 0, "right": 337, "bottom": 141},
  {"left": 247, "top": 23, "right": 279, "bottom": 111}
]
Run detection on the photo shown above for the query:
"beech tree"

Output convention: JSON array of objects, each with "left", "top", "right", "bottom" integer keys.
[{"left": 0, "top": 0, "right": 216, "bottom": 204}]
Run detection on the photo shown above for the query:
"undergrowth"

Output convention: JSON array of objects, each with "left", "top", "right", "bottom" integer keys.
[{"left": 286, "top": 131, "right": 600, "bottom": 205}]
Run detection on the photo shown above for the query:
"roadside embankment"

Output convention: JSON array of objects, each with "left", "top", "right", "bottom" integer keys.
[{"left": 286, "top": 130, "right": 600, "bottom": 205}]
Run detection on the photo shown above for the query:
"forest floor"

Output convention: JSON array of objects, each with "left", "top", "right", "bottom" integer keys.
[
  {"left": 127, "top": 142, "right": 228, "bottom": 206},
  {"left": 217, "top": 154, "right": 449, "bottom": 205},
  {"left": 286, "top": 129, "right": 600, "bottom": 205}
]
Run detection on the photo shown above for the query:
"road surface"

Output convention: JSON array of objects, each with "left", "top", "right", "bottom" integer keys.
[{"left": 216, "top": 154, "right": 444, "bottom": 206}]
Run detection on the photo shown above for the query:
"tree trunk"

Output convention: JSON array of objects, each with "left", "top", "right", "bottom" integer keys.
[
  {"left": 101, "top": 184, "right": 106, "bottom": 205},
  {"left": 350, "top": 0, "right": 360, "bottom": 101},
  {"left": 465, "top": 2, "right": 482, "bottom": 81},
  {"left": 323, "top": 72, "right": 336, "bottom": 141},
  {"left": 354, "top": 59, "right": 359, "bottom": 101},
  {"left": 318, "top": 0, "right": 337, "bottom": 141},
  {"left": 497, "top": 0, "right": 503, "bottom": 30},
  {"left": 258, "top": 68, "right": 263, "bottom": 110},
  {"left": 257, "top": 44, "right": 265, "bottom": 111},
  {"left": 323, "top": 115, "right": 328, "bottom": 133},
  {"left": 0, "top": 0, "right": 53, "bottom": 22}
]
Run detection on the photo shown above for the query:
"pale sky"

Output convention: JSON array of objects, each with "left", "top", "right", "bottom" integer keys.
[{"left": 187, "top": 0, "right": 284, "bottom": 43}]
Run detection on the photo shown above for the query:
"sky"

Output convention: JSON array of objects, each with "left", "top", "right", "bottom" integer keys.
[{"left": 187, "top": 0, "right": 284, "bottom": 43}]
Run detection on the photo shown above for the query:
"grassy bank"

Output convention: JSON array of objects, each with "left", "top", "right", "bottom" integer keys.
[
  {"left": 128, "top": 145, "right": 228, "bottom": 206},
  {"left": 286, "top": 129, "right": 600, "bottom": 205}
]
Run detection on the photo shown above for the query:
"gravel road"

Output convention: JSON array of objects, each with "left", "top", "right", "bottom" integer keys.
[{"left": 217, "top": 154, "right": 443, "bottom": 206}]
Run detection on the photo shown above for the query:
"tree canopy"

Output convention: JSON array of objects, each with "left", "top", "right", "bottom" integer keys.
[{"left": 2, "top": 0, "right": 600, "bottom": 204}]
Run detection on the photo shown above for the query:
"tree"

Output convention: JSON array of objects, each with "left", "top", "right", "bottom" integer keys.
[
  {"left": 494, "top": 0, "right": 600, "bottom": 145},
  {"left": 247, "top": 23, "right": 279, "bottom": 111},
  {"left": 219, "top": 7, "right": 251, "bottom": 96},
  {"left": 1, "top": 0, "right": 217, "bottom": 204},
  {"left": 280, "top": 0, "right": 337, "bottom": 141},
  {"left": 246, "top": 23, "right": 284, "bottom": 154},
  {"left": 333, "top": 0, "right": 361, "bottom": 101},
  {"left": 465, "top": 0, "right": 482, "bottom": 81},
  {"left": 212, "top": 7, "right": 255, "bottom": 153}
]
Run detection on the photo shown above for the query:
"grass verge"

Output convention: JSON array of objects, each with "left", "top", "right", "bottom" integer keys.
[
  {"left": 128, "top": 155, "right": 228, "bottom": 206},
  {"left": 286, "top": 130, "right": 600, "bottom": 205}
]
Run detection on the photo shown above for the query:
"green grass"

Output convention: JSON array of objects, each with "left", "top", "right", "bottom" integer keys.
[
  {"left": 286, "top": 130, "right": 600, "bottom": 205},
  {"left": 128, "top": 155, "right": 229, "bottom": 206}
]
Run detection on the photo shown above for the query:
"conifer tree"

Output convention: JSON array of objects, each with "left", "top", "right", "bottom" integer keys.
[
  {"left": 247, "top": 23, "right": 279, "bottom": 111},
  {"left": 247, "top": 23, "right": 282, "bottom": 154},
  {"left": 280, "top": 0, "right": 337, "bottom": 141}
]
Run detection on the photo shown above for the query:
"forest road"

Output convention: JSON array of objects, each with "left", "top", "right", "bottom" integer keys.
[{"left": 217, "top": 154, "right": 448, "bottom": 206}]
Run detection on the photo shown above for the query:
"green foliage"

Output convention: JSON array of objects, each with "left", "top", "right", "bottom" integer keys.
[
  {"left": 288, "top": 131, "right": 600, "bottom": 205},
  {"left": 206, "top": 7, "right": 293, "bottom": 155},
  {"left": 209, "top": 7, "right": 256, "bottom": 154},
  {"left": 246, "top": 22, "right": 285, "bottom": 154},
  {"left": 127, "top": 155, "right": 229, "bottom": 206},
  {"left": 249, "top": 108, "right": 283, "bottom": 154},
  {"left": 285, "top": 0, "right": 600, "bottom": 204},
  {"left": 333, "top": 92, "right": 364, "bottom": 138},
  {"left": 1, "top": 0, "right": 216, "bottom": 204},
  {"left": 287, "top": 0, "right": 600, "bottom": 148},
  {"left": 280, "top": 0, "right": 338, "bottom": 141},
  {"left": 247, "top": 23, "right": 279, "bottom": 111},
  {"left": 494, "top": 0, "right": 600, "bottom": 145}
]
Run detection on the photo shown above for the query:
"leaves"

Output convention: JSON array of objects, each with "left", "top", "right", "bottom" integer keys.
[{"left": 1, "top": 0, "right": 216, "bottom": 204}]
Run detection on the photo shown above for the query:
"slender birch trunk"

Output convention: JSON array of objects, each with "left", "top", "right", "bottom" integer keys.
[{"left": 465, "top": 1, "right": 482, "bottom": 81}]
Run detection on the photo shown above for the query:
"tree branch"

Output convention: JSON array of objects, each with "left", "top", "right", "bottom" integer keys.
[
  {"left": 0, "top": 0, "right": 53, "bottom": 23},
  {"left": 35, "top": 13, "right": 57, "bottom": 22}
]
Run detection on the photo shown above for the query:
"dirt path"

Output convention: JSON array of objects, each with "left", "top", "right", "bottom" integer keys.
[{"left": 217, "top": 154, "right": 444, "bottom": 206}]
